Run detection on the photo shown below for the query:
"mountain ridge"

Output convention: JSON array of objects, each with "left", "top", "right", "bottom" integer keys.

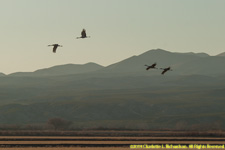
[
  {"left": 99, "top": 49, "right": 225, "bottom": 75},
  {"left": 217, "top": 52, "right": 225, "bottom": 57},
  {"left": 0, "top": 49, "right": 225, "bottom": 128},
  {"left": 2, "top": 49, "right": 225, "bottom": 76},
  {"left": 8, "top": 62, "right": 103, "bottom": 77}
]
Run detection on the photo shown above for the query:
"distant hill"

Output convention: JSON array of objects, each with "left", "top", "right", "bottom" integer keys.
[
  {"left": 100, "top": 49, "right": 225, "bottom": 75},
  {"left": 4, "top": 49, "right": 225, "bottom": 76},
  {"left": 174, "top": 52, "right": 209, "bottom": 57},
  {"left": 1, "top": 49, "right": 225, "bottom": 129},
  {"left": 8, "top": 62, "right": 103, "bottom": 77},
  {"left": 217, "top": 52, "right": 225, "bottom": 57},
  {"left": 0, "top": 73, "right": 5, "bottom": 76}
]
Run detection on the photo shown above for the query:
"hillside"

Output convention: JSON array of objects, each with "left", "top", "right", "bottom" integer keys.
[
  {"left": 100, "top": 49, "right": 225, "bottom": 75},
  {"left": 8, "top": 62, "right": 103, "bottom": 77},
  {"left": 0, "top": 73, "right": 5, "bottom": 76},
  {"left": 0, "top": 49, "right": 225, "bottom": 129},
  {"left": 4, "top": 49, "right": 225, "bottom": 76},
  {"left": 217, "top": 52, "right": 225, "bottom": 57},
  {"left": 0, "top": 85, "right": 224, "bottom": 130}
]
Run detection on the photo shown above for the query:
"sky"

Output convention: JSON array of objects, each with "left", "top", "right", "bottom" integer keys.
[{"left": 0, "top": 0, "right": 225, "bottom": 74}]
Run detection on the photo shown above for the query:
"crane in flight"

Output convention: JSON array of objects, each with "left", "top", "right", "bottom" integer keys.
[
  {"left": 48, "top": 44, "right": 62, "bottom": 53},
  {"left": 160, "top": 67, "right": 172, "bottom": 75},
  {"left": 77, "top": 29, "right": 90, "bottom": 39},
  {"left": 145, "top": 63, "right": 157, "bottom": 70}
]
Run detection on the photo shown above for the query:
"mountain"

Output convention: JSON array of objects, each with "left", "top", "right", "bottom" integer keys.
[
  {"left": 1, "top": 49, "right": 225, "bottom": 129},
  {"left": 175, "top": 52, "right": 209, "bottom": 57},
  {"left": 4, "top": 49, "right": 225, "bottom": 77},
  {"left": 100, "top": 49, "right": 225, "bottom": 75},
  {"left": 217, "top": 52, "right": 225, "bottom": 57},
  {"left": 0, "top": 73, "right": 5, "bottom": 76},
  {"left": 8, "top": 62, "right": 103, "bottom": 77}
]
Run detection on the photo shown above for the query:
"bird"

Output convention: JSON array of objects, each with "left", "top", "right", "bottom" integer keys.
[
  {"left": 160, "top": 67, "right": 172, "bottom": 75},
  {"left": 145, "top": 63, "right": 157, "bottom": 70},
  {"left": 48, "top": 44, "right": 62, "bottom": 53},
  {"left": 77, "top": 29, "right": 90, "bottom": 39}
]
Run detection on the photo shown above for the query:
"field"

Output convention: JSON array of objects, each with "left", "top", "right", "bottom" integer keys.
[{"left": 0, "top": 131, "right": 225, "bottom": 149}]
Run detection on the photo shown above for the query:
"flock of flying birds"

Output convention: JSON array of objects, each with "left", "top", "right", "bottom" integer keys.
[
  {"left": 48, "top": 29, "right": 90, "bottom": 53},
  {"left": 145, "top": 63, "right": 172, "bottom": 75},
  {"left": 48, "top": 29, "right": 172, "bottom": 75}
]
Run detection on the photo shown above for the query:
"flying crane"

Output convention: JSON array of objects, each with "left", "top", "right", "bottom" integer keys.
[
  {"left": 48, "top": 44, "right": 63, "bottom": 53},
  {"left": 145, "top": 63, "right": 157, "bottom": 70},
  {"left": 160, "top": 67, "right": 172, "bottom": 75},
  {"left": 77, "top": 29, "right": 90, "bottom": 39}
]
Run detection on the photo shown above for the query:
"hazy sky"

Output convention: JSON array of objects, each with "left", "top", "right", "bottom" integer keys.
[{"left": 1, "top": 0, "right": 225, "bottom": 74}]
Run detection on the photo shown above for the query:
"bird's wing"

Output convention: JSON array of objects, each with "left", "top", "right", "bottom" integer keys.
[
  {"left": 166, "top": 67, "right": 171, "bottom": 71},
  {"left": 161, "top": 70, "right": 166, "bottom": 74}
]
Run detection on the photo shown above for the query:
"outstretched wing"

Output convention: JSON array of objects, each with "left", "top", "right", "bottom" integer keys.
[
  {"left": 152, "top": 63, "right": 157, "bottom": 67},
  {"left": 161, "top": 70, "right": 167, "bottom": 75},
  {"left": 81, "top": 29, "right": 86, "bottom": 38},
  {"left": 145, "top": 65, "right": 149, "bottom": 70},
  {"left": 161, "top": 67, "right": 171, "bottom": 75}
]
